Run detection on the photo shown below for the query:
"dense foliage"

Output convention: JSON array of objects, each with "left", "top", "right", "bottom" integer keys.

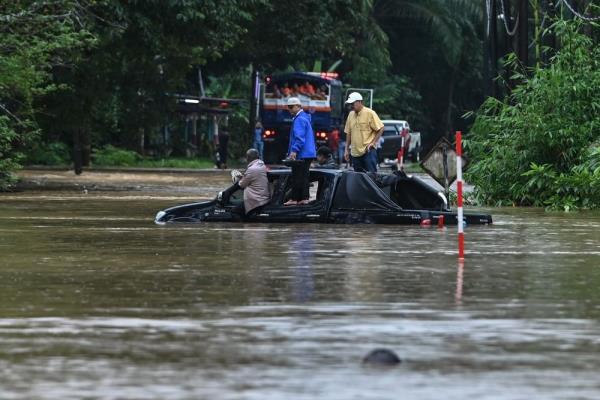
[
  {"left": 0, "top": 1, "right": 92, "bottom": 189},
  {"left": 1, "top": 1, "right": 488, "bottom": 188},
  {"left": 2, "top": 0, "right": 596, "bottom": 208},
  {"left": 466, "top": 20, "right": 600, "bottom": 210}
]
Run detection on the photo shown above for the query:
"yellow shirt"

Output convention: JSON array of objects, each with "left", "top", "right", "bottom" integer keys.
[{"left": 344, "top": 107, "right": 384, "bottom": 157}]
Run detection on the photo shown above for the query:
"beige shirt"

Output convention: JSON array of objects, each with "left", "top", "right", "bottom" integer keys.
[
  {"left": 344, "top": 106, "right": 384, "bottom": 157},
  {"left": 238, "top": 159, "right": 270, "bottom": 213}
]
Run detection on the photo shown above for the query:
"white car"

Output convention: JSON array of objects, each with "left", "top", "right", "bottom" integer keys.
[
  {"left": 380, "top": 120, "right": 422, "bottom": 162},
  {"left": 382, "top": 119, "right": 410, "bottom": 132}
]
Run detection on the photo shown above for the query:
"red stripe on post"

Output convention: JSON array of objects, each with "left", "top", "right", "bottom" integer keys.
[
  {"left": 458, "top": 232, "right": 465, "bottom": 259},
  {"left": 456, "top": 130, "right": 464, "bottom": 259}
]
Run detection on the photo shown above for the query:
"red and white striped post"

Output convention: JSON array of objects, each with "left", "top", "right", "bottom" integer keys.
[
  {"left": 396, "top": 136, "right": 405, "bottom": 171},
  {"left": 456, "top": 131, "right": 465, "bottom": 259}
]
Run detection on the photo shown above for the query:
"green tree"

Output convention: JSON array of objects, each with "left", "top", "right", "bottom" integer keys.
[
  {"left": 0, "top": 0, "right": 92, "bottom": 189},
  {"left": 373, "top": 0, "right": 484, "bottom": 138},
  {"left": 214, "top": 0, "right": 390, "bottom": 73},
  {"left": 466, "top": 19, "right": 600, "bottom": 210},
  {"left": 39, "top": 0, "right": 265, "bottom": 156}
]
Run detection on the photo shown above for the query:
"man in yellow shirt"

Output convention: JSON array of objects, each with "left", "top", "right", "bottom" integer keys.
[{"left": 343, "top": 92, "right": 384, "bottom": 173}]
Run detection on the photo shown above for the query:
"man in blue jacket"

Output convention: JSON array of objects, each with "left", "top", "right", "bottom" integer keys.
[{"left": 285, "top": 97, "right": 316, "bottom": 206}]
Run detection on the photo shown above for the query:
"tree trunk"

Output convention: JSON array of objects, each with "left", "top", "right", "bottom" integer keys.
[
  {"left": 138, "top": 127, "right": 145, "bottom": 155},
  {"left": 484, "top": 0, "right": 500, "bottom": 98},
  {"left": 72, "top": 129, "right": 82, "bottom": 175},
  {"left": 490, "top": 0, "right": 499, "bottom": 97},
  {"left": 191, "top": 114, "right": 198, "bottom": 155},
  {"left": 81, "top": 127, "right": 91, "bottom": 167},
  {"left": 533, "top": 0, "right": 541, "bottom": 68},
  {"left": 445, "top": 68, "right": 457, "bottom": 139}
]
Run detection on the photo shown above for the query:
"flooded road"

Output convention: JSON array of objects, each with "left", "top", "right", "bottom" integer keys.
[{"left": 1, "top": 177, "right": 600, "bottom": 399}]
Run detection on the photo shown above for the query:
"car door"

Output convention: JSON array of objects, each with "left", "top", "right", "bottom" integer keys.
[
  {"left": 381, "top": 125, "right": 400, "bottom": 160},
  {"left": 246, "top": 172, "right": 331, "bottom": 223}
]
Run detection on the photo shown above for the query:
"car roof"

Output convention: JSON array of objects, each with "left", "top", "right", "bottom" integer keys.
[{"left": 382, "top": 120, "right": 409, "bottom": 125}]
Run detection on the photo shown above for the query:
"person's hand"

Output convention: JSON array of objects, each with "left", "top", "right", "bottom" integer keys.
[
  {"left": 231, "top": 169, "right": 243, "bottom": 183},
  {"left": 289, "top": 152, "right": 297, "bottom": 160},
  {"left": 367, "top": 141, "right": 376, "bottom": 151},
  {"left": 344, "top": 150, "right": 350, "bottom": 162}
]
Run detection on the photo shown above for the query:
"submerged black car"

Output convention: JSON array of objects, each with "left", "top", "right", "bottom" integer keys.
[{"left": 154, "top": 169, "right": 492, "bottom": 225}]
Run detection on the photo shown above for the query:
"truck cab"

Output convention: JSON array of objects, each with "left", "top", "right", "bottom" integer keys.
[{"left": 260, "top": 72, "right": 343, "bottom": 164}]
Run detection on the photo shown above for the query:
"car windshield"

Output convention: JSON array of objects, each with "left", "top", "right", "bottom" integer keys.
[{"left": 383, "top": 126, "right": 397, "bottom": 137}]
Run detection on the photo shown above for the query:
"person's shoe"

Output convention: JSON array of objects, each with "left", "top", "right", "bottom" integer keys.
[{"left": 284, "top": 200, "right": 298, "bottom": 206}]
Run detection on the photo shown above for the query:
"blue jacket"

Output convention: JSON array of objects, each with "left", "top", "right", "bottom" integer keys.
[{"left": 288, "top": 111, "right": 316, "bottom": 159}]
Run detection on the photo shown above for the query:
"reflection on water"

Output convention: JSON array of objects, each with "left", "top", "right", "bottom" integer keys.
[
  {"left": 1, "top": 192, "right": 600, "bottom": 399},
  {"left": 455, "top": 260, "right": 464, "bottom": 305},
  {"left": 290, "top": 232, "right": 315, "bottom": 303}
]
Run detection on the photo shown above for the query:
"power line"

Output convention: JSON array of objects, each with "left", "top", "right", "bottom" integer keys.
[
  {"left": 499, "top": 0, "right": 519, "bottom": 37},
  {"left": 560, "top": 0, "right": 600, "bottom": 22},
  {"left": 486, "top": 0, "right": 492, "bottom": 37}
]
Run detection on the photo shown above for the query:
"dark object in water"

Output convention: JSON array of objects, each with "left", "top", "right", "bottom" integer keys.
[
  {"left": 155, "top": 169, "right": 493, "bottom": 225},
  {"left": 363, "top": 349, "right": 402, "bottom": 366}
]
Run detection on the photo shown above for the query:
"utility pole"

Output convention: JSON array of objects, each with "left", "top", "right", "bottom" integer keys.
[
  {"left": 485, "top": 0, "right": 499, "bottom": 98},
  {"left": 249, "top": 66, "right": 258, "bottom": 145}
]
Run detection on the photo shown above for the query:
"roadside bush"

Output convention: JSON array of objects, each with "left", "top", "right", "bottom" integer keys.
[
  {"left": 0, "top": 117, "right": 23, "bottom": 190},
  {"left": 93, "top": 145, "right": 140, "bottom": 166},
  {"left": 465, "top": 19, "right": 600, "bottom": 210},
  {"left": 25, "top": 142, "right": 71, "bottom": 166},
  {"left": 136, "top": 157, "right": 214, "bottom": 169}
]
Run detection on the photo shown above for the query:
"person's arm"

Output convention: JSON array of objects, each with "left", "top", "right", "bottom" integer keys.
[
  {"left": 368, "top": 112, "right": 385, "bottom": 150},
  {"left": 289, "top": 119, "right": 307, "bottom": 160},
  {"left": 219, "top": 182, "right": 241, "bottom": 205},
  {"left": 369, "top": 127, "right": 385, "bottom": 150},
  {"left": 343, "top": 116, "right": 351, "bottom": 161},
  {"left": 238, "top": 168, "right": 254, "bottom": 189}
]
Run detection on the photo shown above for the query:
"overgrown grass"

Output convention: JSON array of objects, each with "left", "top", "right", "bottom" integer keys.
[
  {"left": 133, "top": 158, "right": 215, "bottom": 169},
  {"left": 92, "top": 146, "right": 216, "bottom": 169},
  {"left": 25, "top": 142, "right": 71, "bottom": 166}
]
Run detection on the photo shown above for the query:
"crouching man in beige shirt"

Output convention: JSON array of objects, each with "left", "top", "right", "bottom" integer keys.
[{"left": 219, "top": 148, "right": 270, "bottom": 215}]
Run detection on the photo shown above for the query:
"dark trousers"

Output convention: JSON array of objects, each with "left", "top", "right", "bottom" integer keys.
[
  {"left": 218, "top": 134, "right": 229, "bottom": 166},
  {"left": 352, "top": 148, "right": 378, "bottom": 173},
  {"left": 291, "top": 158, "right": 312, "bottom": 201}
]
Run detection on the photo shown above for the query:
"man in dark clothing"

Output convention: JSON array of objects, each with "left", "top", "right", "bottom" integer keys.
[
  {"left": 285, "top": 97, "right": 316, "bottom": 206},
  {"left": 315, "top": 146, "right": 338, "bottom": 169},
  {"left": 218, "top": 148, "right": 270, "bottom": 216},
  {"left": 217, "top": 128, "right": 229, "bottom": 169}
]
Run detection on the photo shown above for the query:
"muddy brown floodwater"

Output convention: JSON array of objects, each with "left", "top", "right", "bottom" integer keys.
[{"left": 1, "top": 171, "right": 600, "bottom": 399}]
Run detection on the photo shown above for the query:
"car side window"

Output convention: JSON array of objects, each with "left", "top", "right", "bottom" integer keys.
[{"left": 383, "top": 127, "right": 397, "bottom": 137}]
